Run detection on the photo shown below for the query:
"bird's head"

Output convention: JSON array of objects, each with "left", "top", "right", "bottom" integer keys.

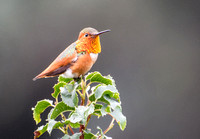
[{"left": 76, "top": 27, "right": 110, "bottom": 54}]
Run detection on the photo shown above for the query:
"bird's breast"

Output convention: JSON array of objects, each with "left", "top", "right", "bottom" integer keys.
[
  {"left": 89, "top": 53, "right": 98, "bottom": 63},
  {"left": 68, "top": 52, "right": 96, "bottom": 77}
]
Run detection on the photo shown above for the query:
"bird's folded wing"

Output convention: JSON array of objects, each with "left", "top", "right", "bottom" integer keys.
[{"left": 33, "top": 42, "right": 77, "bottom": 80}]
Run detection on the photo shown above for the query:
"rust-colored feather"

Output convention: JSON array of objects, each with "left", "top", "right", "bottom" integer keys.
[
  {"left": 33, "top": 43, "right": 77, "bottom": 80},
  {"left": 33, "top": 27, "right": 110, "bottom": 81},
  {"left": 70, "top": 52, "right": 93, "bottom": 76}
]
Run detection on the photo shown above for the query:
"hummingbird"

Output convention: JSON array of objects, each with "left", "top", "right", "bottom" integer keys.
[{"left": 33, "top": 27, "right": 110, "bottom": 81}]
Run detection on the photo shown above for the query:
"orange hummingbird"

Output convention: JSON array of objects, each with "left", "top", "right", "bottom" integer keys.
[{"left": 33, "top": 27, "right": 110, "bottom": 81}]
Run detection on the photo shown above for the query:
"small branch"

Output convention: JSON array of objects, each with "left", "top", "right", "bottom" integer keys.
[
  {"left": 79, "top": 78, "right": 87, "bottom": 139},
  {"left": 68, "top": 125, "right": 74, "bottom": 135},
  {"left": 80, "top": 97, "right": 85, "bottom": 106},
  {"left": 55, "top": 97, "right": 58, "bottom": 105},
  {"left": 81, "top": 78, "right": 86, "bottom": 96},
  {"left": 77, "top": 90, "right": 83, "bottom": 97},
  {"left": 103, "top": 118, "right": 115, "bottom": 134},
  {"left": 85, "top": 114, "right": 91, "bottom": 128},
  {"left": 59, "top": 127, "right": 66, "bottom": 134},
  {"left": 86, "top": 91, "right": 90, "bottom": 106},
  {"left": 61, "top": 113, "right": 67, "bottom": 121},
  {"left": 79, "top": 124, "right": 85, "bottom": 139},
  {"left": 80, "top": 78, "right": 86, "bottom": 106}
]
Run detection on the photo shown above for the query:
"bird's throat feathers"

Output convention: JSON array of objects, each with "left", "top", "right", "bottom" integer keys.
[{"left": 76, "top": 36, "right": 101, "bottom": 54}]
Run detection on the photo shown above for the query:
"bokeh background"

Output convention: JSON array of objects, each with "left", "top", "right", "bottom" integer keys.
[{"left": 1, "top": 0, "right": 200, "bottom": 139}]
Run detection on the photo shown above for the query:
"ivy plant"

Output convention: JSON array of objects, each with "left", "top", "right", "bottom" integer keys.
[{"left": 32, "top": 71, "right": 126, "bottom": 139}]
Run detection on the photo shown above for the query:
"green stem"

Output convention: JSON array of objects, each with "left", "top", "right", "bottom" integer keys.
[
  {"left": 86, "top": 91, "right": 90, "bottom": 106},
  {"left": 54, "top": 97, "right": 58, "bottom": 106},
  {"left": 81, "top": 78, "right": 86, "bottom": 106},
  {"left": 80, "top": 78, "right": 87, "bottom": 138},
  {"left": 59, "top": 127, "right": 66, "bottom": 134},
  {"left": 61, "top": 113, "right": 72, "bottom": 134},
  {"left": 77, "top": 90, "right": 83, "bottom": 97},
  {"left": 86, "top": 82, "right": 92, "bottom": 91},
  {"left": 61, "top": 113, "right": 67, "bottom": 121}
]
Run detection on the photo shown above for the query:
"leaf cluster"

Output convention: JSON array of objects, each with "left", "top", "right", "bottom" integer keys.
[{"left": 32, "top": 72, "right": 126, "bottom": 139}]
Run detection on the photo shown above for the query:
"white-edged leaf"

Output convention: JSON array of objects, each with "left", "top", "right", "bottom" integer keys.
[
  {"left": 85, "top": 72, "right": 113, "bottom": 85},
  {"left": 110, "top": 106, "right": 126, "bottom": 131},
  {"left": 47, "top": 119, "right": 64, "bottom": 135},
  {"left": 60, "top": 83, "right": 79, "bottom": 107},
  {"left": 47, "top": 119, "right": 56, "bottom": 135},
  {"left": 32, "top": 99, "right": 53, "bottom": 124},
  {"left": 50, "top": 102, "right": 74, "bottom": 119},
  {"left": 89, "top": 85, "right": 120, "bottom": 109},
  {"left": 68, "top": 104, "right": 94, "bottom": 124},
  {"left": 34, "top": 124, "right": 48, "bottom": 138}
]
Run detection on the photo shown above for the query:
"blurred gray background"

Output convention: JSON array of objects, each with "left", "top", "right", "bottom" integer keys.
[{"left": 1, "top": 0, "right": 200, "bottom": 139}]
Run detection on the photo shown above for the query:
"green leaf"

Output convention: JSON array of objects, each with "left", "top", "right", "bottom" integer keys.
[
  {"left": 89, "top": 85, "right": 120, "bottom": 108},
  {"left": 62, "top": 120, "right": 80, "bottom": 128},
  {"left": 34, "top": 124, "right": 48, "bottom": 138},
  {"left": 101, "top": 105, "right": 111, "bottom": 116},
  {"left": 50, "top": 101, "right": 74, "bottom": 119},
  {"left": 52, "top": 76, "right": 74, "bottom": 98},
  {"left": 93, "top": 103, "right": 103, "bottom": 117},
  {"left": 58, "top": 75, "right": 73, "bottom": 83},
  {"left": 32, "top": 99, "right": 53, "bottom": 124},
  {"left": 110, "top": 106, "right": 126, "bottom": 131},
  {"left": 62, "top": 133, "right": 82, "bottom": 139},
  {"left": 68, "top": 112, "right": 83, "bottom": 123},
  {"left": 85, "top": 72, "right": 97, "bottom": 80},
  {"left": 86, "top": 72, "right": 113, "bottom": 85},
  {"left": 47, "top": 119, "right": 64, "bottom": 135},
  {"left": 47, "top": 120, "right": 56, "bottom": 134},
  {"left": 94, "top": 103, "right": 103, "bottom": 110},
  {"left": 47, "top": 108, "right": 54, "bottom": 120},
  {"left": 84, "top": 129, "right": 97, "bottom": 139},
  {"left": 52, "top": 82, "right": 66, "bottom": 98},
  {"left": 99, "top": 95, "right": 120, "bottom": 109},
  {"left": 84, "top": 104, "right": 95, "bottom": 119},
  {"left": 69, "top": 122, "right": 80, "bottom": 128},
  {"left": 95, "top": 85, "right": 119, "bottom": 100},
  {"left": 68, "top": 104, "right": 94, "bottom": 124},
  {"left": 60, "top": 84, "right": 79, "bottom": 107}
]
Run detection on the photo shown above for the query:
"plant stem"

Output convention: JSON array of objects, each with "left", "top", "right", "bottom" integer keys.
[
  {"left": 55, "top": 97, "right": 58, "bottom": 105},
  {"left": 68, "top": 125, "right": 74, "bottom": 135},
  {"left": 80, "top": 78, "right": 86, "bottom": 106},
  {"left": 79, "top": 124, "right": 85, "bottom": 139},
  {"left": 86, "top": 90, "right": 90, "bottom": 105},
  {"left": 79, "top": 78, "right": 87, "bottom": 138},
  {"left": 77, "top": 90, "right": 83, "bottom": 97},
  {"left": 85, "top": 114, "right": 91, "bottom": 128},
  {"left": 59, "top": 127, "right": 66, "bottom": 134},
  {"left": 60, "top": 113, "right": 75, "bottom": 135},
  {"left": 81, "top": 96, "right": 85, "bottom": 106},
  {"left": 61, "top": 113, "right": 67, "bottom": 121},
  {"left": 103, "top": 118, "right": 115, "bottom": 134}
]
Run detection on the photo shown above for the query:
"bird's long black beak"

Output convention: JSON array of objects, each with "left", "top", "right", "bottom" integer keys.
[{"left": 94, "top": 29, "right": 111, "bottom": 36}]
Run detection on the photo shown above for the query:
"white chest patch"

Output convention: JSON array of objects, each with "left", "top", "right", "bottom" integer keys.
[
  {"left": 90, "top": 53, "right": 98, "bottom": 63},
  {"left": 61, "top": 68, "right": 77, "bottom": 78}
]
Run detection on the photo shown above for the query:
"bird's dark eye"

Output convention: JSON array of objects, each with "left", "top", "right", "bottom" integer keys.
[{"left": 84, "top": 33, "right": 89, "bottom": 37}]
